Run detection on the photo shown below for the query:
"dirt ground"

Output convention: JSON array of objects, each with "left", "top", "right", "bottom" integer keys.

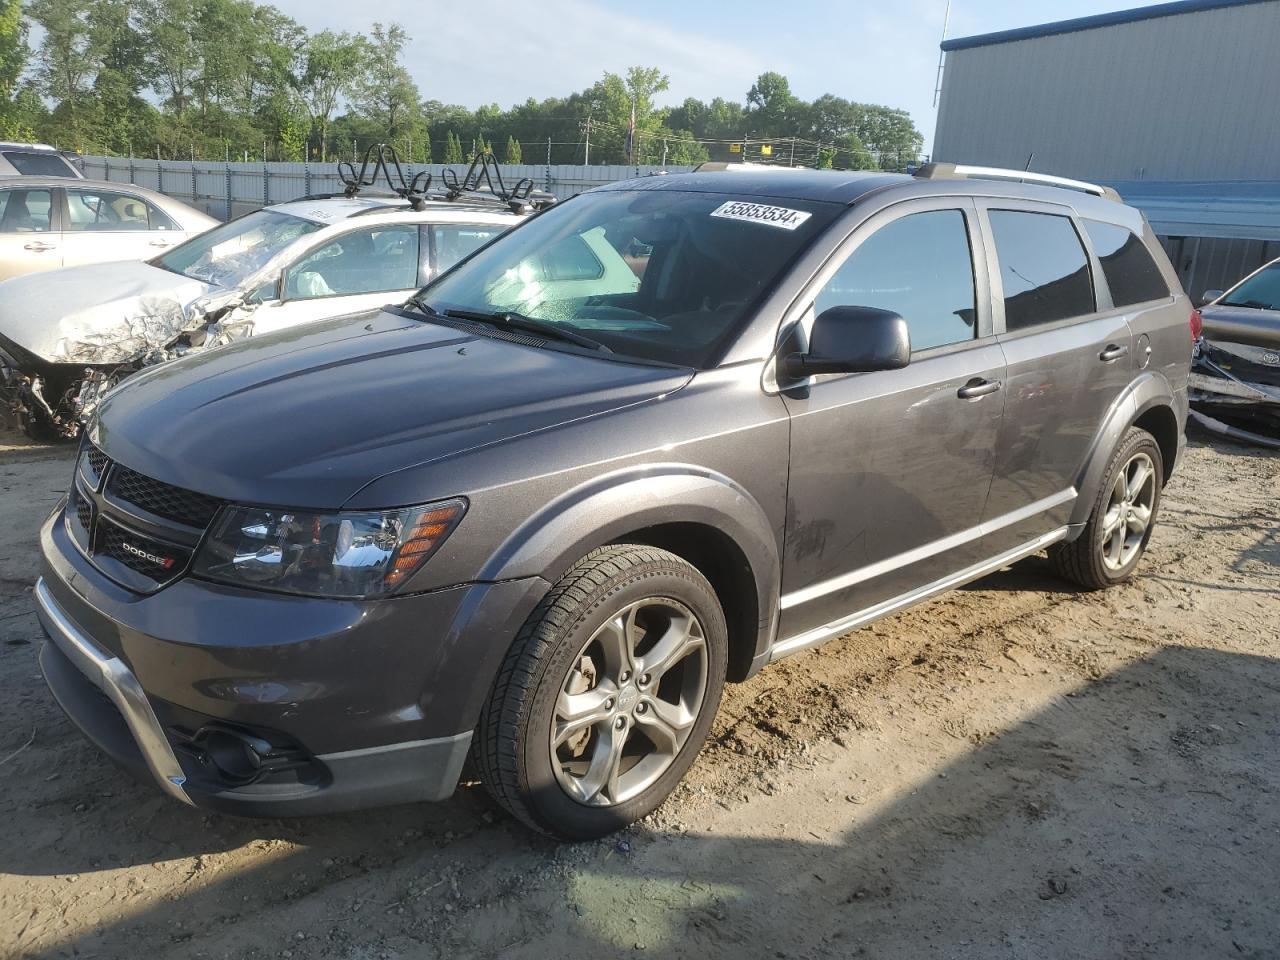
[{"left": 0, "top": 428, "right": 1276, "bottom": 960}]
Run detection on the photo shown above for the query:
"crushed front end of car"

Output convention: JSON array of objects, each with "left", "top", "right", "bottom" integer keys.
[{"left": 1189, "top": 336, "right": 1280, "bottom": 448}]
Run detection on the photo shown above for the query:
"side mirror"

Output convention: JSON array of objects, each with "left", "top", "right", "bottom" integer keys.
[
  {"left": 1200, "top": 289, "right": 1224, "bottom": 307},
  {"left": 784, "top": 305, "right": 911, "bottom": 378}
]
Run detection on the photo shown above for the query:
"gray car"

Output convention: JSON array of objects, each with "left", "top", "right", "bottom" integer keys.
[{"left": 34, "top": 164, "right": 1193, "bottom": 839}]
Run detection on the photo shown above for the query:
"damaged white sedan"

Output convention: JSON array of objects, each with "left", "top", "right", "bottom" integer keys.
[{"left": 0, "top": 193, "right": 524, "bottom": 439}]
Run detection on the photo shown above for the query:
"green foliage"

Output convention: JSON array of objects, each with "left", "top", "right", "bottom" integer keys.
[
  {"left": 503, "top": 134, "right": 521, "bottom": 164},
  {"left": 443, "top": 130, "right": 463, "bottom": 164},
  {"left": 8, "top": 2, "right": 924, "bottom": 173}
]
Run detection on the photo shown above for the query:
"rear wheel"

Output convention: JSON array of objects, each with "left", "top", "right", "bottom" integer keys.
[
  {"left": 474, "top": 545, "right": 727, "bottom": 839},
  {"left": 1050, "top": 426, "right": 1163, "bottom": 590}
]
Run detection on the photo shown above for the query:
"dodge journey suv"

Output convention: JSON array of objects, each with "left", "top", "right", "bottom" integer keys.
[{"left": 36, "top": 164, "right": 1192, "bottom": 839}]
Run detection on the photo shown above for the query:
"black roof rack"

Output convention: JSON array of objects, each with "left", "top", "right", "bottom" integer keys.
[
  {"left": 313, "top": 143, "right": 558, "bottom": 215},
  {"left": 440, "top": 152, "right": 558, "bottom": 214}
]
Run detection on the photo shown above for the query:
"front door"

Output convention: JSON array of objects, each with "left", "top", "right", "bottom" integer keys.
[
  {"left": 253, "top": 222, "right": 423, "bottom": 337},
  {"left": 779, "top": 199, "right": 1006, "bottom": 640}
]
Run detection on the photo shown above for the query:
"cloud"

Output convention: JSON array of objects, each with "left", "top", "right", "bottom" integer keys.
[{"left": 275, "top": 0, "right": 779, "bottom": 109}]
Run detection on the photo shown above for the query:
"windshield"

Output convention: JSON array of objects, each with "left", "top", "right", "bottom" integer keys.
[
  {"left": 156, "top": 209, "right": 322, "bottom": 288},
  {"left": 1221, "top": 262, "right": 1280, "bottom": 311},
  {"left": 419, "top": 189, "right": 840, "bottom": 366}
]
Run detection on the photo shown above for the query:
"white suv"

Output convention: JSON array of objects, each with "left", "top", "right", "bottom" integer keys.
[{"left": 0, "top": 193, "right": 525, "bottom": 439}]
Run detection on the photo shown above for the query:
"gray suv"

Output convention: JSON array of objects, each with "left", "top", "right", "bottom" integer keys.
[{"left": 35, "top": 164, "right": 1193, "bottom": 839}]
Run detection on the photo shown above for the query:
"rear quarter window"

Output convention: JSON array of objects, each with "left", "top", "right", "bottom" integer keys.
[
  {"left": 2, "top": 151, "right": 78, "bottom": 177},
  {"left": 1083, "top": 219, "right": 1170, "bottom": 307},
  {"left": 989, "top": 209, "right": 1095, "bottom": 332}
]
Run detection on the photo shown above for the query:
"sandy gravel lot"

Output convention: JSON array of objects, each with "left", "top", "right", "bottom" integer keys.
[{"left": 0, "top": 429, "right": 1277, "bottom": 960}]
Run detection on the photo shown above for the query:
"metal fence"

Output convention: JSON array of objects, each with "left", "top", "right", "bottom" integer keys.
[{"left": 81, "top": 156, "right": 695, "bottom": 221}]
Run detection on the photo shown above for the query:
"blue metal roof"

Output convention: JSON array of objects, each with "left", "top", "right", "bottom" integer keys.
[
  {"left": 942, "top": 0, "right": 1274, "bottom": 51},
  {"left": 1107, "top": 180, "right": 1280, "bottom": 241}
]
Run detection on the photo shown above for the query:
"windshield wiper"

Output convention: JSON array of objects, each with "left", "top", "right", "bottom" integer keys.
[{"left": 440, "top": 307, "right": 612, "bottom": 353}]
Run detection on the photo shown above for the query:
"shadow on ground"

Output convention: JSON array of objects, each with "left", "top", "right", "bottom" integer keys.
[{"left": 4, "top": 642, "right": 1276, "bottom": 959}]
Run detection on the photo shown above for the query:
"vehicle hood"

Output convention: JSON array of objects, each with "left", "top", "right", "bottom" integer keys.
[
  {"left": 90, "top": 310, "right": 693, "bottom": 508},
  {"left": 1200, "top": 304, "right": 1280, "bottom": 351},
  {"left": 0, "top": 260, "right": 219, "bottom": 364}
]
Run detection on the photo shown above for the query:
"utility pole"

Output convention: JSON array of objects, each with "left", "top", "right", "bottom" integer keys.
[
  {"left": 581, "top": 115, "right": 591, "bottom": 165},
  {"left": 933, "top": 0, "right": 953, "bottom": 108},
  {"left": 789, "top": 137, "right": 796, "bottom": 167}
]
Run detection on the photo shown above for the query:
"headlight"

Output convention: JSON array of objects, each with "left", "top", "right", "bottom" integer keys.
[{"left": 192, "top": 499, "right": 466, "bottom": 598}]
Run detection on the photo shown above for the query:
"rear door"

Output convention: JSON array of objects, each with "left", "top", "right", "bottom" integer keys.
[
  {"left": 978, "top": 201, "right": 1135, "bottom": 555},
  {"left": 60, "top": 186, "right": 187, "bottom": 267},
  {"left": 0, "top": 185, "right": 59, "bottom": 279},
  {"left": 779, "top": 198, "right": 1006, "bottom": 640},
  {"left": 250, "top": 222, "right": 422, "bottom": 336}
]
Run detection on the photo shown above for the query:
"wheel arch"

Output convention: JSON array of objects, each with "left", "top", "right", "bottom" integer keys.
[
  {"left": 1069, "top": 372, "right": 1183, "bottom": 528},
  {"left": 475, "top": 464, "right": 781, "bottom": 681}
]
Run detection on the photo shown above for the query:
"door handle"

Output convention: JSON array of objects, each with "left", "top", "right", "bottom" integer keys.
[
  {"left": 148, "top": 239, "right": 172, "bottom": 247},
  {"left": 957, "top": 377, "right": 1002, "bottom": 400},
  {"left": 1099, "top": 343, "right": 1129, "bottom": 362},
  {"left": 23, "top": 241, "right": 55, "bottom": 252}
]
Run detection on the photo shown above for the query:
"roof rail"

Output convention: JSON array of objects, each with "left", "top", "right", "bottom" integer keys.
[{"left": 915, "top": 162, "right": 1121, "bottom": 202}]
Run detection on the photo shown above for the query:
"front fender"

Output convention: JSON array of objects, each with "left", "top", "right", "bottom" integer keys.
[
  {"left": 1069, "top": 371, "right": 1178, "bottom": 528},
  {"left": 476, "top": 463, "right": 782, "bottom": 664}
]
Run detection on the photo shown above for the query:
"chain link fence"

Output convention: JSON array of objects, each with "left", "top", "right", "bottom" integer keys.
[{"left": 81, "top": 156, "right": 695, "bottom": 220}]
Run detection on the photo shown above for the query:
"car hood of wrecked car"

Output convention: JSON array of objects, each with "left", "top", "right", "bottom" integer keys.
[{"left": 0, "top": 260, "right": 222, "bottom": 364}]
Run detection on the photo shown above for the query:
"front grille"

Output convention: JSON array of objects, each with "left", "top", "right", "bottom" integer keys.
[
  {"left": 74, "top": 489, "right": 92, "bottom": 533},
  {"left": 107, "top": 464, "right": 222, "bottom": 529},
  {"left": 95, "top": 517, "right": 191, "bottom": 583},
  {"left": 85, "top": 446, "right": 109, "bottom": 482}
]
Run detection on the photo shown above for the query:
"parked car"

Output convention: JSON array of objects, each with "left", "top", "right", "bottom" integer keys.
[
  {"left": 0, "top": 177, "right": 216, "bottom": 282},
  {"left": 0, "top": 141, "right": 84, "bottom": 179},
  {"left": 0, "top": 193, "right": 522, "bottom": 439},
  {"left": 1190, "top": 258, "right": 1280, "bottom": 446},
  {"left": 35, "top": 164, "right": 1192, "bottom": 839}
]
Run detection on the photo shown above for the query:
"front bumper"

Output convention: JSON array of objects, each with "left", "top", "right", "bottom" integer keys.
[{"left": 37, "top": 505, "right": 549, "bottom": 816}]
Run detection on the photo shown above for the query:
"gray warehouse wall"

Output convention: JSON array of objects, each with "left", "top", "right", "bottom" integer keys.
[{"left": 933, "top": 1, "right": 1280, "bottom": 181}]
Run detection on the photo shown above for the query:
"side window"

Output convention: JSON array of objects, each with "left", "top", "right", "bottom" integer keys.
[
  {"left": 148, "top": 204, "right": 180, "bottom": 231},
  {"left": 1, "top": 151, "right": 78, "bottom": 177},
  {"left": 1083, "top": 219, "right": 1169, "bottom": 307},
  {"left": 66, "top": 189, "right": 153, "bottom": 231},
  {"left": 989, "top": 210, "right": 1095, "bottom": 331},
  {"left": 430, "top": 223, "right": 505, "bottom": 278},
  {"left": 815, "top": 209, "right": 977, "bottom": 352},
  {"left": 284, "top": 225, "right": 419, "bottom": 300},
  {"left": 0, "top": 189, "right": 54, "bottom": 233}
]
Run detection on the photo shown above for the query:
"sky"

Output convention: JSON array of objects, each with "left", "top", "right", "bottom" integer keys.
[{"left": 267, "top": 0, "right": 1174, "bottom": 152}]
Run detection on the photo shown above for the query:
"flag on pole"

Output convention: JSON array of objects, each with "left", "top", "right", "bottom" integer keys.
[{"left": 625, "top": 103, "right": 636, "bottom": 164}]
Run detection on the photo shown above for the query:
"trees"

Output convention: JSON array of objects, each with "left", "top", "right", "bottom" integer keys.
[
  {"left": 4, "top": 8, "right": 924, "bottom": 173},
  {"left": 348, "top": 22, "right": 417, "bottom": 141},
  {"left": 297, "top": 30, "right": 363, "bottom": 161}
]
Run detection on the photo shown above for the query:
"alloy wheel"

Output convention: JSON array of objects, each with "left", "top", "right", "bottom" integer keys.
[
  {"left": 1100, "top": 451, "right": 1157, "bottom": 572},
  {"left": 550, "top": 598, "right": 709, "bottom": 807}
]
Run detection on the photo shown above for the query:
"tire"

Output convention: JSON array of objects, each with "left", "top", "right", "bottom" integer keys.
[
  {"left": 1050, "top": 426, "right": 1163, "bottom": 590},
  {"left": 474, "top": 544, "right": 728, "bottom": 840}
]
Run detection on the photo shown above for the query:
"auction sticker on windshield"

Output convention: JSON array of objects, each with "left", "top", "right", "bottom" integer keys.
[{"left": 710, "top": 201, "right": 812, "bottom": 231}]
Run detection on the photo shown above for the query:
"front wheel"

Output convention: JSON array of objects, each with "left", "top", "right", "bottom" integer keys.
[
  {"left": 474, "top": 545, "right": 728, "bottom": 839},
  {"left": 1050, "top": 426, "right": 1164, "bottom": 590}
]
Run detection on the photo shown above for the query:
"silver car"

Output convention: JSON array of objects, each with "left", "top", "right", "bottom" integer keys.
[
  {"left": 0, "top": 142, "right": 83, "bottom": 179},
  {"left": 1191, "top": 257, "right": 1280, "bottom": 445},
  {"left": 0, "top": 177, "right": 217, "bottom": 281}
]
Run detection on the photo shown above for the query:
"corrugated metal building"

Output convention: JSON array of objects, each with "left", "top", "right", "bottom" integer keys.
[{"left": 933, "top": 0, "right": 1280, "bottom": 297}]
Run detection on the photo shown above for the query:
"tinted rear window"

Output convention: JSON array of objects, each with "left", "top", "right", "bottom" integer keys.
[
  {"left": 2, "top": 151, "right": 78, "bottom": 177},
  {"left": 989, "top": 210, "right": 1095, "bottom": 332},
  {"left": 1083, "top": 219, "right": 1169, "bottom": 307}
]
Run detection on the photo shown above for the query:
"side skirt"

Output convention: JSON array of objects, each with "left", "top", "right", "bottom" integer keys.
[{"left": 767, "top": 526, "right": 1069, "bottom": 663}]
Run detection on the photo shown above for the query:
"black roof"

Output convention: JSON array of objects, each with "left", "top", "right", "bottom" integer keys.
[{"left": 597, "top": 170, "right": 910, "bottom": 205}]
